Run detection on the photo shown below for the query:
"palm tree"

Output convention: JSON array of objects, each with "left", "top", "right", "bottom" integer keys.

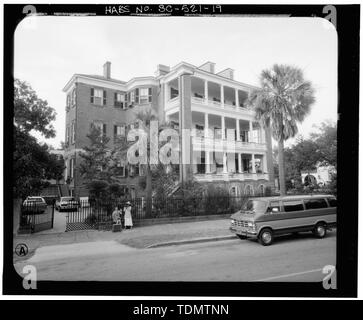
[
  {"left": 135, "top": 109, "right": 173, "bottom": 216},
  {"left": 247, "top": 64, "right": 315, "bottom": 195}
]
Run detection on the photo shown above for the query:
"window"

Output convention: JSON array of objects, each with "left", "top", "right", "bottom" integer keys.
[
  {"left": 170, "top": 87, "right": 179, "bottom": 99},
  {"left": 91, "top": 88, "right": 106, "bottom": 105},
  {"left": 245, "top": 185, "right": 254, "bottom": 196},
  {"left": 114, "top": 92, "right": 126, "bottom": 108},
  {"left": 327, "top": 198, "right": 337, "bottom": 208},
  {"left": 130, "top": 91, "right": 135, "bottom": 104},
  {"left": 257, "top": 184, "right": 265, "bottom": 195},
  {"left": 116, "top": 160, "right": 126, "bottom": 177},
  {"left": 71, "top": 88, "right": 76, "bottom": 106},
  {"left": 230, "top": 186, "right": 237, "bottom": 196},
  {"left": 267, "top": 201, "right": 280, "bottom": 213},
  {"left": 114, "top": 124, "right": 126, "bottom": 137},
  {"left": 304, "top": 198, "right": 328, "bottom": 210},
  {"left": 139, "top": 88, "right": 152, "bottom": 104},
  {"left": 71, "top": 122, "right": 75, "bottom": 144},
  {"left": 242, "top": 200, "right": 267, "bottom": 212},
  {"left": 283, "top": 200, "right": 304, "bottom": 212},
  {"left": 92, "top": 122, "right": 106, "bottom": 137}
]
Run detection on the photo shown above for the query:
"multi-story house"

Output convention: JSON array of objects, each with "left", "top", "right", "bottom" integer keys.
[{"left": 63, "top": 61, "right": 274, "bottom": 198}]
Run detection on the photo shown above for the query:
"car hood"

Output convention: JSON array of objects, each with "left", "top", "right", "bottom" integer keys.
[{"left": 230, "top": 210, "right": 256, "bottom": 222}]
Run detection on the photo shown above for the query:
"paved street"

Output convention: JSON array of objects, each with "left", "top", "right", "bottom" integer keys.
[{"left": 14, "top": 229, "right": 336, "bottom": 282}]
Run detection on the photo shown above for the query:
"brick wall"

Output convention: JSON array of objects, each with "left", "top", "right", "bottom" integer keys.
[{"left": 64, "top": 81, "right": 159, "bottom": 198}]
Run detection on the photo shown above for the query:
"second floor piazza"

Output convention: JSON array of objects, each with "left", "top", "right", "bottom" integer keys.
[{"left": 161, "top": 61, "right": 259, "bottom": 119}]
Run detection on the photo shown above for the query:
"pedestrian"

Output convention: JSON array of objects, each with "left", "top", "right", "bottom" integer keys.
[
  {"left": 112, "top": 206, "right": 122, "bottom": 225},
  {"left": 123, "top": 201, "right": 133, "bottom": 229}
]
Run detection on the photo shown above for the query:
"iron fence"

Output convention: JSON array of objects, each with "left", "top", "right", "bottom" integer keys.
[
  {"left": 65, "top": 194, "right": 267, "bottom": 231},
  {"left": 19, "top": 202, "right": 55, "bottom": 234}
]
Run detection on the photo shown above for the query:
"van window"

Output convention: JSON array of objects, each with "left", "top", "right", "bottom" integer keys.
[
  {"left": 267, "top": 201, "right": 280, "bottom": 213},
  {"left": 242, "top": 200, "right": 267, "bottom": 213},
  {"left": 327, "top": 198, "right": 337, "bottom": 207},
  {"left": 304, "top": 198, "right": 328, "bottom": 210},
  {"left": 283, "top": 200, "right": 304, "bottom": 212}
]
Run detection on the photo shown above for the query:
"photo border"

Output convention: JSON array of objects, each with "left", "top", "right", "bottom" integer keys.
[{"left": 3, "top": 3, "right": 359, "bottom": 297}]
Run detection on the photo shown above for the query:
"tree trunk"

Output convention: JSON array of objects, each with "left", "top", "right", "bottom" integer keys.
[
  {"left": 145, "top": 164, "right": 152, "bottom": 217},
  {"left": 278, "top": 139, "right": 286, "bottom": 195}
]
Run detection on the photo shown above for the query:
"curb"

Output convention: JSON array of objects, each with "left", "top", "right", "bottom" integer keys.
[{"left": 146, "top": 235, "right": 237, "bottom": 248}]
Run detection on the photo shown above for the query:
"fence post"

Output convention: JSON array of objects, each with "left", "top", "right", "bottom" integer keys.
[{"left": 51, "top": 199, "right": 55, "bottom": 229}]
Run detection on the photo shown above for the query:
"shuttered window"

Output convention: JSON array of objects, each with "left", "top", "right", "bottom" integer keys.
[
  {"left": 114, "top": 92, "right": 126, "bottom": 108},
  {"left": 91, "top": 88, "right": 105, "bottom": 105},
  {"left": 139, "top": 87, "right": 152, "bottom": 104}
]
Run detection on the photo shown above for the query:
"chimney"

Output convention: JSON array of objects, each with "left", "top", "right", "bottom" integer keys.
[
  {"left": 198, "top": 61, "right": 216, "bottom": 74},
  {"left": 103, "top": 61, "right": 111, "bottom": 79},
  {"left": 155, "top": 64, "right": 170, "bottom": 77},
  {"left": 217, "top": 68, "right": 234, "bottom": 80}
]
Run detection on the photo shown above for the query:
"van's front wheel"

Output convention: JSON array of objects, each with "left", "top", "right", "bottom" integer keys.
[
  {"left": 258, "top": 228, "right": 274, "bottom": 246},
  {"left": 313, "top": 223, "right": 327, "bottom": 238}
]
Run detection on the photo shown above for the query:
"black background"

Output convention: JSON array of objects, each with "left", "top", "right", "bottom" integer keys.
[{"left": 3, "top": 4, "right": 359, "bottom": 298}]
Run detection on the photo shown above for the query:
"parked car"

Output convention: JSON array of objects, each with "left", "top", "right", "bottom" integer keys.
[
  {"left": 22, "top": 196, "right": 47, "bottom": 214},
  {"left": 230, "top": 194, "right": 337, "bottom": 246},
  {"left": 56, "top": 196, "right": 79, "bottom": 212}
]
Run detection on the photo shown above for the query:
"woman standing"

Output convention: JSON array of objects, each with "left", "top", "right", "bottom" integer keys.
[{"left": 123, "top": 201, "right": 133, "bottom": 229}]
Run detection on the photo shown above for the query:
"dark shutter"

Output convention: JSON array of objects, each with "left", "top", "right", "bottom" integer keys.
[
  {"left": 114, "top": 92, "right": 117, "bottom": 106},
  {"left": 90, "top": 88, "right": 94, "bottom": 103},
  {"left": 103, "top": 124, "right": 107, "bottom": 135},
  {"left": 135, "top": 88, "right": 139, "bottom": 104},
  {"left": 114, "top": 125, "right": 117, "bottom": 135},
  {"left": 103, "top": 90, "right": 107, "bottom": 105},
  {"left": 148, "top": 88, "right": 152, "bottom": 102}
]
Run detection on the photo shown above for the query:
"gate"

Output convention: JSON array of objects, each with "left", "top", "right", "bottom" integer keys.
[{"left": 19, "top": 201, "right": 55, "bottom": 234}]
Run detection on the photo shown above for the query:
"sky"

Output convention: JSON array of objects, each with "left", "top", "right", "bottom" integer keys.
[{"left": 14, "top": 16, "right": 337, "bottom": 148}]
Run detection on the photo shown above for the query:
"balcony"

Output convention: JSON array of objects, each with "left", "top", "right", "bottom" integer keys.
[
  {"left": 192, "top": 136, "right": 267, "bottom": 153},
  {"left": 194, "top": 172, "right": 269, "bottom": 182}
]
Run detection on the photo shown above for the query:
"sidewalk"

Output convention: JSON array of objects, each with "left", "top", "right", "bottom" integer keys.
[{"left": 13, "top": 218, "right": 234, "bottom": 262}]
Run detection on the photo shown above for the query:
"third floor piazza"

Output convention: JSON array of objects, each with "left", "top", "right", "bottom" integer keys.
[
  {"left": 159, "top": 61, "right": 267, "bottom": 152},
  {"left": 161, "top": 61, "right": 258, "bottom": 118}
]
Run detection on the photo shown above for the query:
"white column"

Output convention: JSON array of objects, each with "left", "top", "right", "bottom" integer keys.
[
  {"left": 221, "top": 116, "right": 225, "bottom": 140},
  {"left": 220, "top": 85, "right": 224, "bottom": 108},
  {"left": 223, "top": 153, "right": 228, "bottom": 173},
  {"left": 249, "top": 121, "right": 253, "bottom": 143},
  {"left": 204, "top": 113, "right": 209, "bottom": 138},
  {"left": 238, "top": 153, "right": 242, "bottom": 173},
  {"left": 236, "top": 118, "right": 240, "bottom": 141},
  {"left": 205, "top": 151, "right": 211, "bottom": 173},
  {"left": 263, "top": 153, "right": 268, "bottom": 173},
  {"left": 204, "top": 80, "right": 208, "bottom": 105},
  {"left": 235, "top": 89, "right": 239, "bottom": 108},
  {"left": 251, "top": 154, "right": 256, "bottom": 173}
]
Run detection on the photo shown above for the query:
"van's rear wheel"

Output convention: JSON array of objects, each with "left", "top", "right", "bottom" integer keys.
[
  {"left": 313, "top": 223, "right": 327, "bottom": 238},
  {"left": 258, "top": 229, "right": 274, "bottom": 246},
  {"left": 237, "top": 235, "right": 247, "bottom": 240}
]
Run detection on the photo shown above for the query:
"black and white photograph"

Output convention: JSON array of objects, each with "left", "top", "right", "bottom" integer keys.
[{"left": 3, "top": 3, "right": 359, "bottom": 298}]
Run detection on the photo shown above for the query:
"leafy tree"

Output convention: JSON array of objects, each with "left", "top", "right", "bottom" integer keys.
[
  {"left": 284, "top": 137, "right": 320, "bottom": 189},
  {"left": 311, "top": 121, "right": 337, "bottom": 168},
  {"left": 247, "top": 65, "right": 315, "bottom": 195},
  {"left": 14, "top": 79, "right": 56, "bottom": 138},
  {"left": 13, "top": 79, "right": 63, "bottom": 198},
  {"left": 14, "top": 128, "right": 64, "bottom": 197},
  {"left": 79, "top": 125, "right": 113, "bottom": 185}
]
